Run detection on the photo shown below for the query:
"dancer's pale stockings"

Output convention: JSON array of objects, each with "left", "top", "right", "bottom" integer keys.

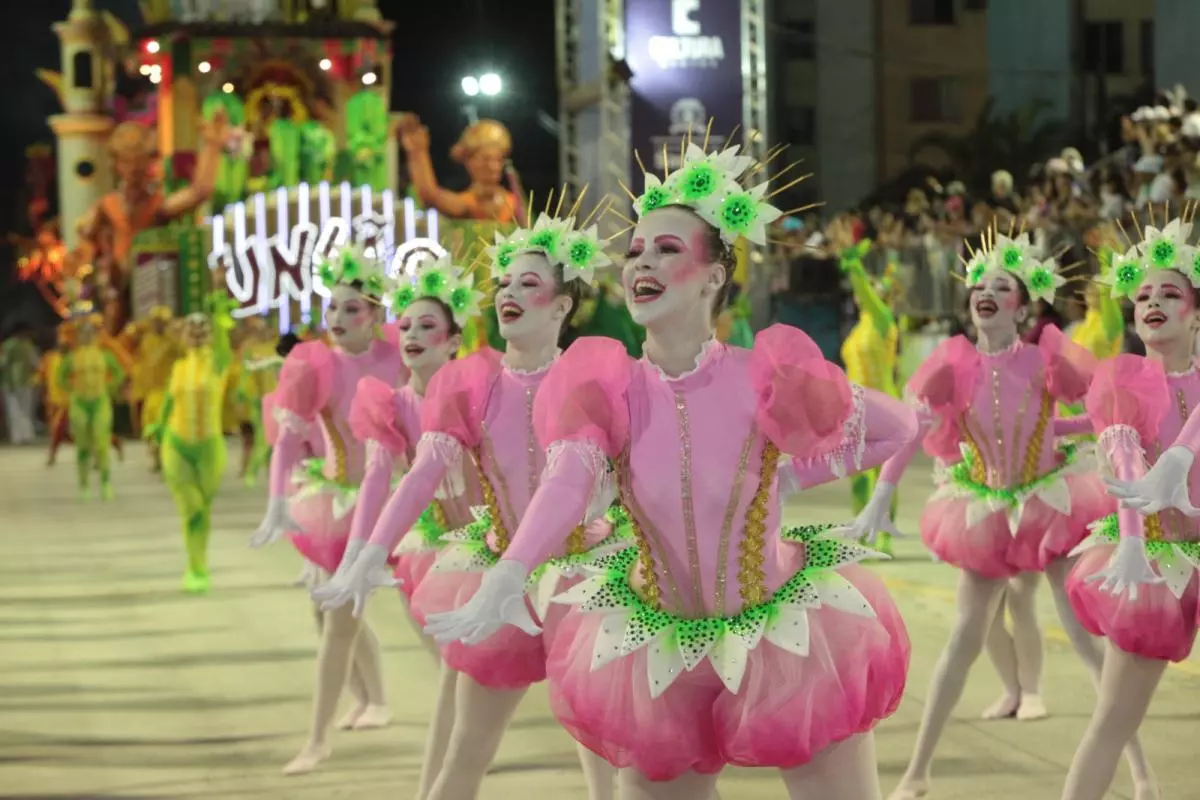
[
  {"left": 616, "top": 733, "right": 878, "bottom": 800},
  {"left": 408, "top": 596, "right": 457, "bottom": 800},
  {"left": 424, "top": 675, "right": 616, "bottom": 800},
  {"left": 982, "top": 573, "right": 1046, "bottom": 720},
  {"left": 1060, "top": 644, "right": 1167, "bottom": 800},
  {"left": 283, "top": 601, "right": 389, "bottom": 775}
]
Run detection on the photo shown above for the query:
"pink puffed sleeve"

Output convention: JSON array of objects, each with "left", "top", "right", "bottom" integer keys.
[
  {"left": 268, "top": 342, "right": 334, "bottom": 498},
  {"left": 907, "top": 335, "right": 981, "bottom": 460},
  {"left": 503, "top": 338, "right": 632, "bottom": 570},
  {"left": 1039, "top": 324, "right": 1097, "bottom": 403},
  {"left": 1086, "top": 355, "right": 1170, "bottom": 540},
  {"left": 262, "top": 391, "right": 280, "bottom": 448},
  {"left": 348, "top": 376, "right": 413, "bottom": 545},
  {"left": 366, "top": 349, "right": 504, "bottom": 553}
]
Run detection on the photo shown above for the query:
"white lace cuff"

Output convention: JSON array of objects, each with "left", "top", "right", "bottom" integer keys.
[
  {"left": 1098, "top": 424, "right": 1145, "bottom": 474},
  {"left": 825, "top": 383, "right": 868, "bottom": 479},
  {"left": 544, "top": 440, "right": 615, "bottom": 524},
  {"left": 417, "top": 432, "right": 466, "bottom": 497},
  {"left": 274, "top": 407, "right": 311, "bottom": 435}
]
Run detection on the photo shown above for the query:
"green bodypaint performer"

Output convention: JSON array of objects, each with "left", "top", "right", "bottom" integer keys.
[
  {"left": 145, "top": 294, "right": 235, "bottom": 594},
  {"left": 58, "top": 314, "right": 125, "bottom": 500}
]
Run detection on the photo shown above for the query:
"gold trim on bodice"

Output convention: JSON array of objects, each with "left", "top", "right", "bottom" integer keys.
[
  {"left": 471, "top": 447, "right": 511, "bottom": 553},
  {"left": 320, "top": 408, "right": 348, "bottom": 483}
]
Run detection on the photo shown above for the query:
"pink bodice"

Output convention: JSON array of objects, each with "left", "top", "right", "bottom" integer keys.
[
  {"left": 908, "top": 327, "right": 1095, "bottom": 489},
  {"left": 1089, "top": 356, "right": 1200, "bottom": 542},
  {"left": 502, "top": 328, "right": 920, "bottom": 619}
]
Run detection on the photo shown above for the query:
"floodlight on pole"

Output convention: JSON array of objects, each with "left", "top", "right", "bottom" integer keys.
[
  {"left": 479, "top": 72, "right": 502, "bottom": 96},
  {"left": 461, "top": 76, "right": 480, "bottom": 97}
]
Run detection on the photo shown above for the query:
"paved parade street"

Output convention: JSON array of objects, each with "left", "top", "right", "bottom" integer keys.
[{"left": 2, "top": 443, "right": 1198, "bottom": 799}]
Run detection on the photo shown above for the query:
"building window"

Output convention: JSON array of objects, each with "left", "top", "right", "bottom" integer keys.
[
  {"left": 72, "top": 51, "right": 93, "bottom": 89},
  {"left": 781, "top": 20, "right": 815, "bottom": 61},
  {"left": 75, "top": 160, "right": 96, "bottom": 180},
  {"left": 963, "top": 0, "right": 987, "bottom": 9},
  {"left": 909, "top": 0, "right": 955, "bottom": 25},
  {"left": 1140, "top": 20, "right": 1154, "bottom": 77},
  {"left": 910, "top": 77, "right": 961, "bottom": 123},
  {"left": 787, "top": 106, "right": 816, "bottom": 146},
  {"left": 1083, "top": 21, "right": 1125, "bottom": 74}
]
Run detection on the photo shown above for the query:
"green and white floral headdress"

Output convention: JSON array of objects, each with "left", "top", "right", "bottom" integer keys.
[
  {"left": 485, "top": 212, "right": 611, "bottom": 286},
  {"left": 633, "top": 142, "right": 783, "bottom": 246},
  {"left": 316, "top": 243, "right": 393, "bottom": 299},
  {"left": 388, "top": 255, "right": 486, "bottom": 328},
  {"left": 1098, "top": 216, "right": 1199, "bottom": 299},
  {"left": 963, "top": 230, "right": 1066, "bottom": 305}
]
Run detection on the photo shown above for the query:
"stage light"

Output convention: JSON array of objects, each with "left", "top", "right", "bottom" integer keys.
[
  {"left": 149, "top": 73, "right": 161, "bottom": 84},
  {"left": 479, "top": 72, "right": 502, "bottom": 96},
  {"left": 198, "top": 60, "right": 211, "bottom": 73},
  {"left": 362, "top": 71, "right": 377, "bottom": 86},
  {"left": 461, "top": 76, "right": 480, "bottom": 96},
  {"left": 138, "top": 64, "right": 151, "bottom": 75},
  {"left": 222, "top": 82, "right": 235, "bottom": 94},
  {"left": 145, "top": 40, "right": 160, "bottom": 54},
  {"left": 319, "top": 58, "right": 332, "bottom": 71}
]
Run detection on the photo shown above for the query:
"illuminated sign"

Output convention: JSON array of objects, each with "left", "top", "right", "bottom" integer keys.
[
  {"left": 207, "top": 181, "right": 447, "bottom": 331},
  {"left": 647, "top": 0, "right": 727, "bottom": 69}
]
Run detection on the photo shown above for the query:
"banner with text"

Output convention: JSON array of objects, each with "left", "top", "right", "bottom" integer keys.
[{"left": 627, "top": 0, "right": 743, "bottom": 184}]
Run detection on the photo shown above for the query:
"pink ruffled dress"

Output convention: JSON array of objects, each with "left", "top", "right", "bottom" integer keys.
[
  {"left": 263, "top": 391, "right": 324, "bottom": 458},
  {"left": 269, "top": 339, "right": 406, "bottom": 573},
  {"left": 363, "top": 348, "right": 614, "bottom": 690},
  {"left": 347, "top": 376, "right": 480, "bottom": 601},
  {"left": 497, "top": 327, "right": 918, "bottom": 781},
  {"left": 903, "top": 327, "right": 1114, "bottom": 578},
  {"left": 1066, "top": 356, "right": 1200, "bottom": 662}
]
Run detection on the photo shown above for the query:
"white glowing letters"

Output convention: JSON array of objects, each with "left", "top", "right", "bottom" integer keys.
[{"left": 208, "top": 182, "right": 446, "bottom": 327}]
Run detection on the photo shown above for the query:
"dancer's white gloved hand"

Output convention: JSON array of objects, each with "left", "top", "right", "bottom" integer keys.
[
  {"left": 1085, "top": 536, "right": 1164, "bottom": 601},
  {"left": 311, "top": 542, "right": 396, "bottom": 617},
  {"left": 290, "top": 560, "right": 321, "bottom": 590},
  {"left": 423, "top": 560, "right": 540, "bottom": 645},
  {"left": 832, "top": 481, "right": 903, "bottom": 546},
  {"left": 1104, "top": 446, "right": 1199, "bottom": 516},
  {"left": 250, "top": 496, "right": 302, "bottom": 549},
  {"left": 330, "top": 537, "right": 367, "bottom": 583}
]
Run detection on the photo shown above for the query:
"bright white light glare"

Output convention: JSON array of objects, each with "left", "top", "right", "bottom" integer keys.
[
  {"left": 145, "top": 40, "right": 160, "bottom": 54},
  {"left": 479, "top": 72, "right": 502, "bottom": 96},
  {"left": 149, "top": 73, "right": 162, "bottom": 84},
  {"left": 461, "top": 76, "right": 480, "bottom": 96},
  {"left": 361, "top": 71, "right": 377, "bottom": 86},
  {"left": 222, "top": 82, "right": 234, "bottom": 94},
  {"left": 319, "top": 58, "right": 332, "bottom": 71},
  {"left": 198, "top": 60, "right": 211, "bottom": 73},
  {"left": 139, "top": 64, "right": 151, "bottom": 75}
]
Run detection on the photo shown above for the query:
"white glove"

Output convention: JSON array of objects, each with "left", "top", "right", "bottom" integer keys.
[
  {"left": 832, "top": 481, "right": 903, "bottom": 546},
  {"left": 250, "top": 496, "right": 303, "bottom": 549},
  {"left": 1104, "top": 446, "right": 1199, "bottom": 516},
  {"left": 330, "top": 537, "right": 367, "bottom": 584},
  {"left": 311, "top": 542, "right": 397, "bottom": 617},
  {"left": 290, "top": 560, "right": 322, "bottom": 590},
  {"left": 423, "top": 560, "right": 541, "bottom": 645},
  {"left": 1085, "top": 536, "right": 1164, "bottom": 601}
]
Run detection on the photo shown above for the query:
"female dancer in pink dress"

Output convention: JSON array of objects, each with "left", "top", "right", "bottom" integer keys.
[
  {"left": 315, "top": 211, "right": 620, "bottom": 800},
  {"left": 248, "top": 244, "right": 406, "bottom": 775},
  {"left": 424, "top": 143, "right": 920, "bottom": 799},
  {"left": 1055, "top": 213, "right": 1199, "bottom": 800},
  {"left": 344, "top": 254, "right": 484, "bottom": 800},
  {"left": 842, "top": 231, "right": 1156, "bottom": 800}
]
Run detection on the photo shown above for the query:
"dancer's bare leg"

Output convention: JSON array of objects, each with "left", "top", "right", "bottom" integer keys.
[
  {"left": 416, "top": 663, "right": 458, "bottom": 800},
  {"left": 337, "top": 652, "right": 371, "bottom": 730},
  {"left": 282, "top": 602, "right": 363, "bottom": 775},
  {"left": 577, "top": 742, "right": 616, "bottom": 800},
  {"left": 1061, "top": 644, "right": 1167, "bottom": 800},
  {"left": 781, "top": 732, "right": 882, "bottom": 800},
  {"left": 1006, "top": 572, "right": 1047, "bottom": 720},
  {"left": 348, "top": 623, "right": 390, "bottom": 729},
  {"left": 617, "top": 768, "right": 720, "bottom": 800},
  {"left": 981, "top": 590, "right": 1021, "bottom": 719},
  {"left": 888, "top": 570, "right": 1008, "bottom": 800},
  {"left": 1045, "top": 559, "right": 1159, "bottom": 799},
  {"left": 425, "top": 676, "right": 528, "bottom": 800}
]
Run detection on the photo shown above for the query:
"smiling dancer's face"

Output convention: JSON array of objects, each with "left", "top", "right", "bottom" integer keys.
[
  {"left": 969, "top": 269, "right": 1027, "bottom": 337},
  {"left": 494, "top": 253, "right": 571, "bottom": 344},
  {"left": 325, "top": 285, "right": 379, "bottom": 352},
  {"left": 396, "top": 299, "right": 459, "bottom": 371},
  {"left": 1134, "top": 269, "right": 1196, "bottom": 348},
  {"left": 622, "top": 206, "right": 726, "bottom": 329}
]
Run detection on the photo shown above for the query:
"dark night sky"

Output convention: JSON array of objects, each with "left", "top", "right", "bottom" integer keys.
[{"left": 0, "top": 0, "right": 558, "bottom": 328}]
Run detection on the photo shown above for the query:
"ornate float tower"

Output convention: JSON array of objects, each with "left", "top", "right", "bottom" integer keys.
[{"left": 47, "top": 0, "right": 115, "bottom": 250}]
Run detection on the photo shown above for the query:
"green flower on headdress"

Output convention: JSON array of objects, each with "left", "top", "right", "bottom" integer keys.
[
  {"left": 716, "top": 192, "right": 758, "bottom": 236},
  {"left": 567, "top": 236, "right": 598, "bottom": 269},
  {"left": 966, "top": 254, "right": 988, "bottom": 285},
  {"left": 391, "top": 284, "right": 416, "bottom": 312},
  {"left": 1190, "top": 249, "right": 1200, "bottom": 284},
  {"left": 401, "top": 254, "right": 486, "bottom": 329},
  {"left": 486, "top": 230, "right": 529, "bottom": 276},
  {"left": 339, "top": 250, "right": 364, "bottom": 282},
  {"left": 1022, "top": 260, "right": 1065, "bottom": 304},
  {"left": 1138, "top": 218, "right": 1192, "bottom": 272},
  {"left": 317, "top": 263, "right": 337, "bottom": 286},
  {"left": 316, "top": 243, "right": 392, "bottom": 298},
  {"left": 495, "top": 241, "right": 518, "bottom": 270},
  {"left": 1027, "top": 265, "right": 1053, "bottom": 293},
  {"left": 1149, "top": 237, "right": 1177, "bottom": 268},
  {"left": 419, "top": 268, "right": 448, "bottom": 297},
  {"left": 1111, "top": 256, "right": 1146, "bottom": 298},
  {"left": 676, "top": 161, "right": 721, "bottom": 202},
  {"left": 998, "top": 244, "right": 1024, "bottom": 270},
  {"left": 362, "top": 274, "right": 386, "bottom": 297},
  {"left": 635, "top": 173, "right": 673, "bottom": 217},
  {"left": 448, "top": 284, "right": 473, "bottom": 315},
  {"left": 527, "top": 227, "right": 561, "bottom": 253}
]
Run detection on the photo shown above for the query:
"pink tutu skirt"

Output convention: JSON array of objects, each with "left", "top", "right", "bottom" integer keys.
[
  {"left": 1067, "top": 541, "right": 1200, "bottom": 662},
  {"left": 287, "top": 492, "right": 353, "bottom": 574},
  {"left": 394, "top": 549, "right": 440, "bottom": 603},
  {"left": 410, "top": 568, "right": 549, "bottom": 690},
  {"left": 545, "top": 563, "right": 909, "bottom": 781},
  {"left": 921, "top": 473, "right": 1113, "bottom": 578}
]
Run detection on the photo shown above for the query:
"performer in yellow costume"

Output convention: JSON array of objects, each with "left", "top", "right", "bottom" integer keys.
[
  {"left": 834, "top": 224, "right": 900, "bottom": 555},
  {"left": 58, "top": 314, "right": 126, "bottom": 500},
  {"left": 236, "top": 317, "right": 282, "bottom": 486},
  {"left": 129, "top": 306, "right": 179, "bottom": 471},
  {"left": 36, "top": 327, "right": 73, "bottom": 467},
  {"left": 145, "top": 293, "right": 235, "bottom": 594}
]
